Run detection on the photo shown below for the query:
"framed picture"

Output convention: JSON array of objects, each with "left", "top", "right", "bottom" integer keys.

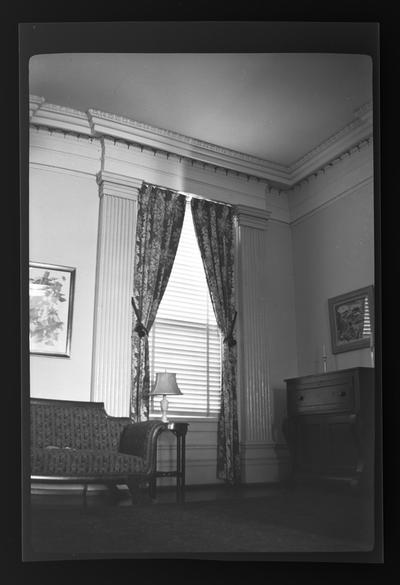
[
  {"left": 29, "top": 263, "right": 76, "bottom": 357},
  {"left": 328, "top": 285, "right": 374, "bottom": 354}
]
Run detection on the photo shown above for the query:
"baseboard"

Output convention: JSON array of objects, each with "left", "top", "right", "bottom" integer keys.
[
  {"left": 240, "top": 442, "right": 291, "bottom": 483},
  {"left": 30, "top": 479, "right": 289, "bottom": 497}
]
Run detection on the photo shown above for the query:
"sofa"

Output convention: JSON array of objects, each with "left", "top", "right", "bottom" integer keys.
[{"left": 30, "top": 398, "right": 166, "bottom": 504}]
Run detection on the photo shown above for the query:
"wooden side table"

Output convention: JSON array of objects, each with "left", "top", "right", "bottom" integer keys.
[{"left": 149, "top": 422, "right": 189, "bottom": 504}]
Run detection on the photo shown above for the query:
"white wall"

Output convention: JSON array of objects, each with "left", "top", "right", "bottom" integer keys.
[
  {"left": 29, "top": 145, "right": 100, "bottom": 400},
  {"left": 289, "top": 143, "right": 374, "bottom": 376}
]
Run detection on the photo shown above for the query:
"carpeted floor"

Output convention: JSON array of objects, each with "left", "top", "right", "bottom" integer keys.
[{"left": 27, "top": 486, "right": 374, "bottom": 557}]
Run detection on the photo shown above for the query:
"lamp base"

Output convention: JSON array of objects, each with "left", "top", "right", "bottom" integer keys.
[{"left": 160, "top": 395, "right": 169, "bottom": 423}]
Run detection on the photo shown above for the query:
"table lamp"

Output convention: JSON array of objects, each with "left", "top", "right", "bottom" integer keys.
[{"left": 151, "top": 372, "right": 182, "bottom": 422}]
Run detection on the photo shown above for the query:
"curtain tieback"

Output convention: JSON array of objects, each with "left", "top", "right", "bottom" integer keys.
[
  {"left": 223, "top": 311, "right": 237, "bottom": 348},
  {"left": 131, "top": 297, "right": 148, "bottom": 338}
]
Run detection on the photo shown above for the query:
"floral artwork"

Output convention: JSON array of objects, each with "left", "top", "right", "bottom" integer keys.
[
  {"left": 334, "top": 299, "right": 365, "bottom": 343},
  {"left": 328, "top": 286, "right": 374, "bottom": 354},
  {"left": 29, "top": 263, "right": 75, "bottom": 357}
]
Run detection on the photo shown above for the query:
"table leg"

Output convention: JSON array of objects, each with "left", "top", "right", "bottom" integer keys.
[
  {"left": 176, "top": 434, "right": 181, "bottom": 503},
  {"left": 149, "top": 447, "right": 158, "bottom": 500},
  {"left": 180, "top": 434, "right": 186, "bottom": 504}
]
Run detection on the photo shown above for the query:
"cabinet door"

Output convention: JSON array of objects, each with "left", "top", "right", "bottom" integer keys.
[
  {"left": 295, "top": 419, "right": 326, "bottom": 474},
  {"left": 324, "top": 417, "right": 359, "bottom": 474},
  {"left": 294, "top": 415, "right": 359, "bottom": 478}
]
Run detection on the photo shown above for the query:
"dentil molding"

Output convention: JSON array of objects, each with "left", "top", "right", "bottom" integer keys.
[
  {"left": 290, "top": 103, "right": 373, "bottom": 184},
  {"left": 87, "top": 108, "right": 290, "bottom": 187},
  {"left": 30, "top": 98, "right": 93, "bottom": 135},
  {"left": 30, "top": 95, "right": 373, "bottom": 191}
]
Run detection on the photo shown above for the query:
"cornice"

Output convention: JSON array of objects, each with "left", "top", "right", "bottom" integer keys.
[
  {"left": 289, "top": 103, "right": 373, "bottom": 185},
  {"left": 30, "top": 95, "right": 45, "bottom": 119},
  {"left": 30, "top": 95, "right": 93, "bottom": 135},
  {"left": 287, "top": 135, "right": 373, "bottom": 194},
  {"left": 88, "top": 109, "right": 290, "bottom": 186},
  {"left": 235, "top": 204, "right": 271, "bottom": 230},
  {"left": 29, "top": 95, "right": 374, "bottom": 190}
]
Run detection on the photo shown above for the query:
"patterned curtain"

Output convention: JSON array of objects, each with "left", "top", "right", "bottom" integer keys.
[
  {"left": 190, "top": 197, "right": 240, "bottom": 484},
  {"left": 130, "top": 183, "right": 186, "bottom": 421}
]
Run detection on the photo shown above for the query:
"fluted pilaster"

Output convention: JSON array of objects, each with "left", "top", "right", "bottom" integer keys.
[
  {"left": 91, "top": 172, "right": 141, "bottom": 416},
  {"left": 236, "top": 205, "right": 274, "bottom": 481}
]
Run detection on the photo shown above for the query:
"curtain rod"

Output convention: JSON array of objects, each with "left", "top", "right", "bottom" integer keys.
[{"left": 142, "top": 181, "right": 234, "bottom": 208}]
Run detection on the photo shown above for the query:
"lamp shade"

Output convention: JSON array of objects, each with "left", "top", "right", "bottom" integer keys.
[{"left": 151, "top": 372, "right": 182, "bottom": 396}]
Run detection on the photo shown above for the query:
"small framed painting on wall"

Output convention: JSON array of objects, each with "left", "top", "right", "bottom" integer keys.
[
  {"left": 328, "top": 285, "right": 374, "bottom": 354},
  {"left": 29, "top": 262, "right": 76, "bottom": 357}
]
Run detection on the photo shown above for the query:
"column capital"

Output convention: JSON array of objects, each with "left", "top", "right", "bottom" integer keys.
[
  {"left": 235, "top": 204, "right": 271, "bottom": 230},
  {"left": 97, "top": 171, "right": 142, "bottom": 201}
]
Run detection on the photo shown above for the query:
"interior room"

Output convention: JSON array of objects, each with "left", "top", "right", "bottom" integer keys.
[{"left": 23, "top": 44, "right": 379, "bottom": 559}]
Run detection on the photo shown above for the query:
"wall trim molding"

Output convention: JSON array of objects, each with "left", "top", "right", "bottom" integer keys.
[
  {"left": 29, "top": 162, "right": 98, "bottom": 180},
  {"left": 30, "top": 95, "right": 373, "bottom": 191},
  {"left": 290, "top": 174, "right": 374, "bottom": 227}
]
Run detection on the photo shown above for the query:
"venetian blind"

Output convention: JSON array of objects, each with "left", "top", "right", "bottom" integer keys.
[
  {"left": 362, "top": 295, "right": 372, "bottom": 337},
  {"left": 149, "top": 200, "right": 222, "bottom": 417}
]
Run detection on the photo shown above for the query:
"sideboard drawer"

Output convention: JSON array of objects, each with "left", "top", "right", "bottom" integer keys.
[{"left": 292, "top": 382, "right": 354, "bottom": 414}]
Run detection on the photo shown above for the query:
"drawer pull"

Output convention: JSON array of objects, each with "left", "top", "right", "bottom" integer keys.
[
  {"left": 339, "top": 391, "right": 346, "bottom": 397},
  {"left": 298, "top": 396, "right": 304, "bottom": 401}
]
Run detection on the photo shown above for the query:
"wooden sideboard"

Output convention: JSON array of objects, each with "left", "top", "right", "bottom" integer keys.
[{"left": 282, "top": 367, "right": 375, "bottom": 488}]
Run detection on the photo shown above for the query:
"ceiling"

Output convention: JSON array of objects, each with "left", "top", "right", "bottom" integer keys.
[{"left": 29, "top": 53, "right": 372, "bottom": 166}]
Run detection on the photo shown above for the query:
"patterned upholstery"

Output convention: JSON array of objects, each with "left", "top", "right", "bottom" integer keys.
[
  {"left": 31, "top": 402, "right": 128, "bottom": 451},
  {"left": 31, "top": 448, "right": 145, "bottom": 476},
  {"left": 30, "top": 400, "right": 148, "bottom": 479}
]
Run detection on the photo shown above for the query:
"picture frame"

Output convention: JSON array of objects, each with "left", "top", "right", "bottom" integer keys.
[
  {"left": 29, "top": 262, "right": 76, "bottom": 357},
  {"left": 328, "top": 285, "right": 374, "bottom": 354}
]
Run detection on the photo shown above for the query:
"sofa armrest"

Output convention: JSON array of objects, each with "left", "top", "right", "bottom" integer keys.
[{"left": 118, "top": 420, "right": 166, "bottom": 475}]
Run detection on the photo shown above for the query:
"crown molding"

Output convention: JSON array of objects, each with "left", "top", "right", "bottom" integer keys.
[
  {"left": 29, "top": 95, "right": 45, "bottom": 119},
  {"left": 29, "top": 95, "right": 373, "bottom": 190},
  {"left": 289, "top": 103, "right": 373, "bottom": 185},
  {"left": 88, "top": 109, "right": 291, "bottom": 186},
  {"left": 29, "top": 95, "right": 93, "bottom": 135}
]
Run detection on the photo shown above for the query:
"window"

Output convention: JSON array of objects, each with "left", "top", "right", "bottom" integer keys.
[{"left": 149, "top": 199, "right": 222, "bottom": 418}]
